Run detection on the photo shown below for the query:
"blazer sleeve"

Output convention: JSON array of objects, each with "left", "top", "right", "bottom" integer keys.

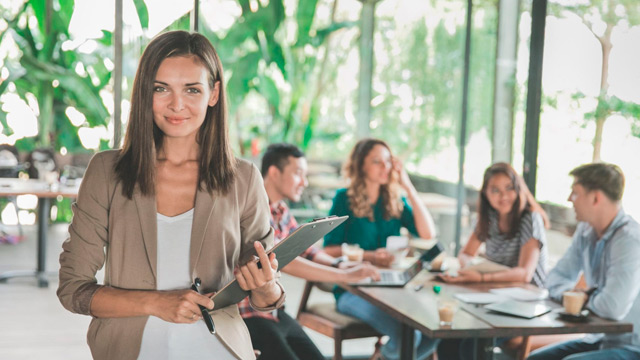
[
  {"left": 238, "top": 162, "right": 274, "bottom": 264},
  {"left": 57, "top": 152, "right": 111, "bottom": 315},
  {"left": 237, "top": 163, "right": 285, "bottom": 311}
]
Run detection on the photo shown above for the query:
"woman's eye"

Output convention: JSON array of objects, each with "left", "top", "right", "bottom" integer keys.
[
  {"left": 153, "top": 86, "right": 166, "bottom": 92},
  {"left": 187, "top": 88, "right": 201, "bottom": 94}
]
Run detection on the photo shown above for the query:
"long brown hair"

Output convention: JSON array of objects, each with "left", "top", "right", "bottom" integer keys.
[
  {"left": 115, "top": 30, "right": 236, "bottom": 198},
  {"left": 343, "top": 138, "right": 403, "bottom": 221},
  {"left": 475, "top": 162, "right": 549, "bottom": 241}
]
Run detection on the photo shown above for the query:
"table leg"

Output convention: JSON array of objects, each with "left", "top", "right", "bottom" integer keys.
[
  {"left": 0, "top": 197, "right": 50, "bottom": 287},
  {"left": 400, "top": 323, "right": 416, "bottom": 360},
  {"left": 36, "top": 197, "right": 50, "bottom": 288}
]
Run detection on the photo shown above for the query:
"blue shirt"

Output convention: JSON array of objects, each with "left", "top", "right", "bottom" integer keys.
[{"left": 545, "top": 209, "right": 640, "bottom": 351}]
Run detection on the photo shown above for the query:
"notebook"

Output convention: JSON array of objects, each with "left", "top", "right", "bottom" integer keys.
[
  {"left": 210, "top": 215, "right": 348, "bottom": 310},
  {"left": 351, "top": 241, "right": 445, "bottom": 287},
  {"left": 484, "top": 299, "right": 553, "bottom": 319},
  {"left": 463, "top": 258, "right": 511, "bottom": 274},
  {"left": 454, "top": 292, "right": 506, "bottom": 304}
]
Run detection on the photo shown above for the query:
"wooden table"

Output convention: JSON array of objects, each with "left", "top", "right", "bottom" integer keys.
[
  {"left": 0, "top": 178, "right": 79, "bottom": 287},
  {"left": 340, "top": 272, "right": 633, "bottom": 360}
]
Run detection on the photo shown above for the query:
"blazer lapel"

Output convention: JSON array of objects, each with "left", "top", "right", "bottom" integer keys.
[
  {"left": 133, "top": 189, "right": 158, "bottom": 281},
  {"left": 190, "top": 187, "right": 217, "bottom": 276}
]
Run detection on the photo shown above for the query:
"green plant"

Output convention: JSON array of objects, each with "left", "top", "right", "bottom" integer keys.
[
  {"left": 372, "top": 0, "right": 498, "bottom": 166},
  {"left": 0, "top": 0, "right": 112, "bottom": 152},
  {"left": 0, "top": 0, "right": 150, "bottom": 153},
  {"left": 200, "top": 0, "right": 357, "bottom": 154},
  {"left": 549, "top": 0, "right": 640, "bottom": 162}
]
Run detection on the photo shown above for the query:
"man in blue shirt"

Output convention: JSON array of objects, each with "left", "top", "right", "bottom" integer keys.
[{"left": 528, "top": 163, "right": 640, "bottom": 360}]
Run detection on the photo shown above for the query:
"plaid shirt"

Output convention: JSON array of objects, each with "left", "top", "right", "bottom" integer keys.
[{"left": 238, "top": 200, "right": 319, "bottom": 321}]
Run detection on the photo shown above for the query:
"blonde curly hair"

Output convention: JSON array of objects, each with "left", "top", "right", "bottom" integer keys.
[{"left": 343, "top": 138, "right": 404, "bottom": 221}]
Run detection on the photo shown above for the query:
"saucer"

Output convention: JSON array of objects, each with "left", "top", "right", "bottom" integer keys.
[{"left": 558, "top": 309, "right": 590, "bottom": 322}]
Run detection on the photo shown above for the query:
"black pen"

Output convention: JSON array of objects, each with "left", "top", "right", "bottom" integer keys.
[{"left": 192, "top": 277, "right": 216, "bottom": 334}]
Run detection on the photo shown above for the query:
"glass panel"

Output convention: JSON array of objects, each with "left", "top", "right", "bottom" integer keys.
[
  {"left": 526, "top": 0, "right": 640, "bottom": 220},
  {"left": 370, "top": 0, "right": 497, "bottom": 247}
]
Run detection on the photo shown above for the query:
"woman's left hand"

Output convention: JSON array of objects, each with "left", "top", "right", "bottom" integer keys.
[
  {"left": 236, "top": 241, "right": 281, "bottom": 305},
  {"left": 440, "top": 269, "right": 482, "bottom": 283}
]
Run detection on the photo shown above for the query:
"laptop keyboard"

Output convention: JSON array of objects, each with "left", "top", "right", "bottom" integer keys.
[{"left": 381, "top": 272, "right": 397, "bottom": 282}]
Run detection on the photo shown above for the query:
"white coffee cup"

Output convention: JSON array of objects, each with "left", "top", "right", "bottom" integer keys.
[{"left": 342, "top": 243, "right": 364, "bottom": 262}]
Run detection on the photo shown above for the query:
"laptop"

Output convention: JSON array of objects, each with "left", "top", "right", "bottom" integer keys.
[
  {"left": 351, "top": 241, "right": 445, "bottom": 287},
  {"left": 484, "top": 299, "right": 553, "bottom": 319}
]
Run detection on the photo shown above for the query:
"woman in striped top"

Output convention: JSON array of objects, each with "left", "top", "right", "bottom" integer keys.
[
  {"left": 437, "top": 163, "right": 550, "bottom": 359},
  {"left": 440, "top": 162, "right": 550, "bottom": 286}
]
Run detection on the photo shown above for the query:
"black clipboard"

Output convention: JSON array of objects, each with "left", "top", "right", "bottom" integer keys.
[{"left": 210, "top": 215, "right": 348, "bottom": 311}]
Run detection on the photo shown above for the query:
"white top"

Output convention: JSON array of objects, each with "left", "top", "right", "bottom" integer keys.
[{"left": 137, "top": 209, "right": 236, "bottom": 360}]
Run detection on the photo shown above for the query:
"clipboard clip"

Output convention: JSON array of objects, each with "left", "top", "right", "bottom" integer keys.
[{"left": 311, "top": 215, "right": 339, "bottom": 222}]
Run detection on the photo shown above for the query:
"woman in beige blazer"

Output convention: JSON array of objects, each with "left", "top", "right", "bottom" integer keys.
[{"left": 57, "top": 31, "right": 284, "bottom": 360}]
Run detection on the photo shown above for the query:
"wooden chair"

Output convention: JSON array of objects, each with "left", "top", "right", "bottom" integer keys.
[{"left": 296, "top": 281, "right": 383, "bottom": 360}]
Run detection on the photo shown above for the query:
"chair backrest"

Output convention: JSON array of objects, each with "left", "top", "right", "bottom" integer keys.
[
  {"left": 296, "top": 280, "right": 383, "bottom": 360},
  {"left": 0, "top": 145, "right": 21, "bottom": 178},
  {"left": 27, "top": 148, "right": 57, "bottom": 179}
]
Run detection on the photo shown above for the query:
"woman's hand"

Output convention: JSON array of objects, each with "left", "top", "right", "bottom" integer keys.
[
  {"left": 373, "top": 248, "right": 395, "bottom": 268},
  {"left": 391, "top": 157, "right": 413, "bottom": 192},
  {"left": 147, "top": 289, "right": 214, "bottom": 324},
  {"left": 439, "top": 269, "right": 482, "bottom": 283},
  {"left": 341, "top": 262, "right": 381, "bottom": 283},
  {"left": 236, "top": 241, "right": 281, "bottom": 307}
]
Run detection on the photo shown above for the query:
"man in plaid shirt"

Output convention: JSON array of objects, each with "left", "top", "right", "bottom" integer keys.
[{"left": 239, "top": 143, "right": 379, "bottom": 360}]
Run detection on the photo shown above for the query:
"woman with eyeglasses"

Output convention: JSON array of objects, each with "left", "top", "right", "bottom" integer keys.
[
  {"left": 439, "top": 162, "right": 550, "bottom": 287},
  {"left": 438, "top": 162, "right": 550, "bottom": 360}
]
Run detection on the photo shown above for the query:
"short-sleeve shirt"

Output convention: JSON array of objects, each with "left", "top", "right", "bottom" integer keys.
[
  {"left": 484, "top": 210, "right": 548, "bottom": 287},
  {"left": 323, "top": 188, "right": 418, "bottom": 251}
]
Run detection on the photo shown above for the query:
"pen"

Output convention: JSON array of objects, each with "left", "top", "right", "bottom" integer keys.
[{"left": 192, "top": 277, "right": 216, "bottom": 334}]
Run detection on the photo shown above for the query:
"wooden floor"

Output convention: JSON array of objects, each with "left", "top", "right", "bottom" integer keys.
[{"left": 0, "top": 223, "right": 377, "bottom": 359}]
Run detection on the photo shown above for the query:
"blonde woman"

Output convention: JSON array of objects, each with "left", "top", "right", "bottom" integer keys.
[{"left": 323, "top": 138, "right": 437, "bottom": 360}]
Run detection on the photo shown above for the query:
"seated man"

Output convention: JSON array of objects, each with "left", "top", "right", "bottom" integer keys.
[
  {"left": 528, "top": 163, "right": 640, "bottom": 360},
  {"left": 239, "top": 143, "right": 379, "bottom": 360}
]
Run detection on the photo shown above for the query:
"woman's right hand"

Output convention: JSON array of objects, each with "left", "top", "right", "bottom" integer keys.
[
  {"left": 373, "top": 248, "right": 395, "bottom": 268},
  {"left": 342, "top": 262, "right": 381, "bottom": 283},
  {"left": 148, "top": 289, "right": 214, "bottom": 324}
]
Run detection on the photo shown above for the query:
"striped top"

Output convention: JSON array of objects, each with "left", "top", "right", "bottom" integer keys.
[{"left": 484, "top": 210, "right": 548, "bottom": 287}]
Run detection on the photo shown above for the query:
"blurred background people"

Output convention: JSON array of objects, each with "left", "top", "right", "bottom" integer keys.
[
  {"left": 240, "top": 143, "right": 379, "bottom": 360},
  {"left": 323, "top": 138, "right": 438, "bottom": 360}
]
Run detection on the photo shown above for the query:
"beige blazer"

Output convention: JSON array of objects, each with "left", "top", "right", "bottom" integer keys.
[{"left": 57, "top": 150, "right": 278, "bottom": 360}]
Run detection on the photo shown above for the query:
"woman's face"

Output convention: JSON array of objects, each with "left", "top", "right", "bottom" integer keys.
[
  {"left": 485, "top": 173, "right": 518, "bottom": 216},
  {"left": 362, "top": 144, "right": 392, "bottom": 186},
  {"left": 152, "top": 56, "right": 219, "bottom": 142}
]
